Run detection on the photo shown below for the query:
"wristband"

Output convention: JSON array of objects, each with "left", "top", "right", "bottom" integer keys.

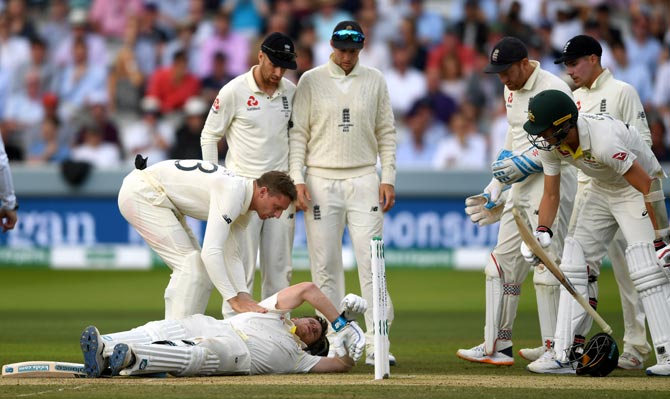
[
  {"left": 536, "top": 225, "right": 553, "bottom": 238},
  {"left": 332, "top": 315, "right": 347, "bottom": 332}
]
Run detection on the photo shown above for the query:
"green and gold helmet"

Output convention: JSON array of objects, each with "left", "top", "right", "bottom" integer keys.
[{"left": 524, "top": 89, "right": 578, "bottom": 150}]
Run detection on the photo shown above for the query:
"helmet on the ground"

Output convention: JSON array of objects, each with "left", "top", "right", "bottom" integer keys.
[
  {"left": 523, "top": 89, "right": 578, "bottom": 150},
  {"left": 574, "top": 333, "right": 619, "bottom": 377}
]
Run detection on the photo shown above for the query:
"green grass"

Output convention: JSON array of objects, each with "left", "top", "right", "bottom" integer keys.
[{"left": 0, "top": 267, "right": 665, "bottom": 398}]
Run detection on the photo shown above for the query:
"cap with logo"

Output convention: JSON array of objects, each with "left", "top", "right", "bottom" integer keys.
[
  {"left": 554, "top": 35, "right": 602, "bottom": 64},
  {"left": 261, "top": 32, "right": 297, "bottom": 70},
  {"left": 523, "top": 89, "right": 578, "bottom": 136},
  {"left": 483, "top": 36, "right": 528, "bottom": 74},
  {"left": 331, "top": 20, "right": 365, "bottom": 50}
]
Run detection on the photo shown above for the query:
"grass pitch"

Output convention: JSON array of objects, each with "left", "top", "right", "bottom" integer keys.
[{"left": 0, "top": 267, "right": 666, "bottom": 398}]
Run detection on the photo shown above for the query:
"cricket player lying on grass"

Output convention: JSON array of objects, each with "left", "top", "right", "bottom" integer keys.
[{"left": 79, "top": 282, "right": 367, "bottom": 377}]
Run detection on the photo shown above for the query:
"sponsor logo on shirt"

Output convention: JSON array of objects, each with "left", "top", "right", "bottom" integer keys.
[
  {"left": 222, "top": 214, "right": 233, "bottom": 224},
  {"left": 370, "top": 206, "right": 379, "bottom": 212},
  {"left": 576, "top": 100, "right": 581, "bottom": 110},
  {"left": 612, "top": 152, "right": 628, "bottom": 161},
  {"left": 247, "top": 95, "right": 260, "bottom": 111},
  {"left": 211, "top": 97, "right": 220, "bottom": 113}
]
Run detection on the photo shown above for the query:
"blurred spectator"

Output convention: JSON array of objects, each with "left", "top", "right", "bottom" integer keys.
[
  {"left": 199, "top": 11, "right": 249, "bottom": 77},
  {"left": 581, "top": 19, "right": 616, "bottom": 72},
  {"left": 449, "top": 0, "right": 498, "bottom": 24},
  {"left": 39, "top": 0, "right": 71, "bottom": 58},
  {"left": 288, "top": 44, "right": 313, "bottom": 84},
  {"left": 386, "top": 40, "right": 427, "bottom": 119},
  {"left": 312, "top": 0, "right": 353, "bottom": 43},
  {"left": 6, "top": 0, "right": 39, "bottom": 40},
  {"left": 424, "top": 66, "right": 458, "bottom": 126},
  {"left": 396, "top": 98, "right": 441, "bottom": 169},
  {"left": 12, "top": 36, "right": 57, "bottom": 95},
  {"left": 548, "top": 3, "right": 582, "bottom": 56},
  {"left": 439, "top": 53, "right": 467, "bottom": 104},
  {"left": 53, "top": 37, "right": 107, "bottom": 122},
  {"left": 649, "top": 112, "right": 670, "bottom": 162},
  {"left": 53, "top": 8, "right": 108, "bottom": 69},
  {"left": 453, "top": 0, "right": 489, "bottom": 54},
  {"left": 41, "top": 93, "right": 77, "bottom": 148},
  {"left": 107, "top": 18, "right": 145, "bottom": 117},
  {"left": 162, "top": 19, "right": 202, "bottom": 75},
  {"left": 154, "top": 0, "right": 191, "bottom": 35},
  {"left": 407, "top": 0, "right": 445, "bottom": 49},
  {"left": 610, "top": 40, "right": 653, "bottom": 106},
  {"left": 592, "top": 3, "right": 623, "bottom": 47},
  {"left": 500, "top": 1, "right": 535, "bottom": 45},
  {"left": 624, "top": 12, "right": 663, "bottom": 77},
  {"left": 74, "top": 92, "right": 123, "bottom": 157},
  {"left": 200, "top": 52, "right": 234, "bottom": 104},
  {"left": 146, "top": 49, "right": 201, "bottom": 114},
  {"left": 395, "top": 15, "right": 428, "bottom": 72},
  {"left": 0, "top": 11, "right": 31, "bottom": 75},
  {"left": 169, "top": 96, "right": 207, "bottom": 159},
  {"left": 357, "top": 6, "right": 391, "bottom": 72},
  {"left": 652, "top": 46, "right": 670, "bottom": 129},
  {"left": 189, "top": 0, "right": 215, "bottom": 48},
  {"left": 222, "top": 0, "right": 270, "bottom": 40},
  {"left": 426, "top": 27, "right": 475, "bottom": 75},
  {"left": 121, "top": 96, "right": 173, "bottom": 165},
  {"left": 461, "top": 51, "right": 501, "bottom": 117},
  {"left": 432, "top": 110, "right": 487, "bottom": 170},
  {"left": 88, "top": 0, "right": 143, "bottom": 40},
  {"left": 133, "top": 2, "right": 171, "bottom": 77},
  {"left": 70, "top": 120, "right": 122, "bottom": 168},
  {"left": 488, "top": 99, "right": 509, "bottom": 162},
  {"left": 1, "top": 69, "right": 45, "bottom": 161},
  {"left": 26, "top": 116, "right": 70, "bottom": 164}
]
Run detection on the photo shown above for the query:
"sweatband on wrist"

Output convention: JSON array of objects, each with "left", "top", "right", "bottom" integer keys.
[
  {"left": 332, "top": 316, "right": 347, "bottom": 332},
  {"left": 536, "top": 225, "right": 553, "bottom": 238}
]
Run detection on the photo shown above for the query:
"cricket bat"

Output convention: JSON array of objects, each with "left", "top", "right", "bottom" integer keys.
[
  {"left": 1, "top": 361, "right": 86, "bottom": 378},
  {"left": 512, "top": 207, "right": 613, "bottom": 334}
]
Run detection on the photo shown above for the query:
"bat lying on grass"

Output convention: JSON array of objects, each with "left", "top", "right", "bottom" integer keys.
[{"left": 2, "top": 361, "right": 86, "bottom": 378}]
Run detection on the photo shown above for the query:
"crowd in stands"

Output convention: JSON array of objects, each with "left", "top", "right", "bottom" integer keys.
[{"left": 1, "top": 0, "right": 669, "bottom": 172}]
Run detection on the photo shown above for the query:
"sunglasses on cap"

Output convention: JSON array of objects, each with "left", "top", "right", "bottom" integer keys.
[
  {"left": 262, "top": 45, "right": 297, "bottom": 62},
  {"left": 332, "top": 29, "right": 365, "bottom": 43}
]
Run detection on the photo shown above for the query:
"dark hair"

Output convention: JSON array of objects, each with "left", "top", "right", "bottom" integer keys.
[
  {"left": 256, "top": 171, "right": 297, "bottom": 202},
  {"left": 304, "top": 315, "right": 329, "bottom": 356}
]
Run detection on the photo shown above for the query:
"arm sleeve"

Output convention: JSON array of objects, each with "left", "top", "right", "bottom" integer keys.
[
  {"left": 0, "top": 134, "right": 16, "bottom": 210},
  {"left": 374, "top": 74, "right": 397, "bottom": 186},
  {"left": 540, "top": 150, "right": 562, "bottom": 176},
  {"left": 619, "top": 84, "right": 652, "bottom": 147},
  {"left": 201, "top": 86, "right": 236, "bottom": 163},
  {"left": 288, "top": 76, "right": 312, "bottom": 185}
]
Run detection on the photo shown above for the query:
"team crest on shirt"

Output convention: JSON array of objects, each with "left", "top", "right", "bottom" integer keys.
[
  {"left": 211, "top": 97, "right": 220, "bottom": 113},
  {"left": 582, "top": 150, "right": 597, "bottom": 164},
  {"left": 338, "top": 108, "right": 354, "bottom": 132},
  {"left": 246, "top": 95, "right": 260, "bottom": 111},
  {"left": 612, "top": 152, "right": 628, "bottom": 161}
]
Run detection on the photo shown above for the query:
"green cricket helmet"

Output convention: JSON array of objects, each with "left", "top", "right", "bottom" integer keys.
[{"left": 524, "top": 89, "right": 578, "bottom": 150}]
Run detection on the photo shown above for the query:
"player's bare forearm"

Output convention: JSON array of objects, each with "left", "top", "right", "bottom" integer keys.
[
  {"left": 295, "top": 184, "right": 311, "bottom": 212},
  {"left": 228, "top": 293, "right": 267, "bottom": 314},
  {"left": 275, "top": 282, "right": 339, "bottom": 321},
  {"left": 310, "top": 356, "right": 354, "bottom": 373},
  {"left": 538, "top": 174, "right": 560, "bottom": 228}
]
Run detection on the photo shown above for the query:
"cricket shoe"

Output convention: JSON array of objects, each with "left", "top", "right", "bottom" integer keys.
[
  {"left": 365, "top": 352, "right": 397, "bottom": 366},
  {"left": 526, "top": 349, "right": 575, "bottom": 374},
  {"left": 618, "top": 352, "right": 644, "bottom": 370},
  {"left": 80, "top": 325, "right": 106, "bottom": 378},
  {"left": 456, "top": 343, "right": 514, "bottom": 366},
  {"left": 519, "top": 346, "right": 546, "bottom": 362},
  {"left": 109, "top": 343, "right": 136, "bottom": 376},
  {"left": 646, "top": 352, "right": 670, "bottom": 376}
]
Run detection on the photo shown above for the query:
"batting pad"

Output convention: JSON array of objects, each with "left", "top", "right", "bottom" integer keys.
[{"left": 2, "top": 361, "right": 85, "bottom": 378}]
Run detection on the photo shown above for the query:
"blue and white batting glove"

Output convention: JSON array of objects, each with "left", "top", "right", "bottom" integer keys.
[
  {"left": 340, "top": 294, "right": 367, "bottom": 321},
  {"left": 520, "top": 226, "right": 553, "bottom": 265},
  {"left": 491, "top": 146, "right": 543, "bottom": 184},
  {"left": 332, "top": 321, "right": 365, "bottom": 361}
]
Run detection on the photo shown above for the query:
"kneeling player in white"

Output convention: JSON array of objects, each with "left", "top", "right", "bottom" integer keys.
[
  {"left": 521, "top": 90, "right": 670, "bottom": 376},
  {"left": 79, "top": 282, "right": 367, "bottom": 377}
]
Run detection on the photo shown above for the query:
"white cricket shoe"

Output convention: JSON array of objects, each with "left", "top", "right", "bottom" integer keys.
[
  {"left": 519, "top": 345, "right": 546, "bottom": 362},
  {"left": 80, "top": 325, "right": 106, "bottom": 378},
  {"left": 646, "top": 352, "right": 670, "bottom": 376},
  {"left": 618, "top": 352, "right": 644, "bottom": 370},
  {"left": 456, "top": 343, "right": 514, "bottom": 366},
  {"left": 526, "top": 349, "right": 575, "bottom": 375},
  {"left": 109, "top": 343, "right": 136, "bottom": 376},
  {"left": 365, "top": 352, "right": 397, "bottom": 366}
]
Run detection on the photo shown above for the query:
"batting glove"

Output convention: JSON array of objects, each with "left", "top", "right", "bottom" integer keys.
[
  {"left": 340, "top": 294, "right": 367, "bottom": 320},
  {"left": 520, "top": 226, "right": 553, "bottom": 265},
  {"left": 655, "top": 239, "right": 670, "bottom": 268},
  {"left": 491, "top": 146, "right": 543, "bottom": 184},
  {"left": 332, "top": 321, "right": 365, "bottom": 361},
  {"left": 464, "top": 186, "right": 509, "bottom": 226}
]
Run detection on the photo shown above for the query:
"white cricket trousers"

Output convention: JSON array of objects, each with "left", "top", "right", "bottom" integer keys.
[
  {"left": 118, "top": 169, "right": 213, "bottom": 319},
  {"left": 303, "top": 172, "right": 394, "bottom": 349}
]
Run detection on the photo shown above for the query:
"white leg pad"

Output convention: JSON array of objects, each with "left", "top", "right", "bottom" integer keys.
[
  {"left": 484, "top": 254, "right": 517, "bottom": 354},
  {"left": 121, "top": 341, "right": 219, "bottom": 376},
  {"left": 533, "top": 264, "right": 560, "bottom": 346},
  {"left": 554, "top": 237, "right": 589, "bottom": 362},
  {"left": 626, "top": 242, "right": 670, "bottom": 356}
]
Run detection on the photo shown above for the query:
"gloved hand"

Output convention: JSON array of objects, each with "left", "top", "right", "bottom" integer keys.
[
  {"left": 491, "top": 146, "right": 543, "bottom": 184},
  {"left": 340, "top": 294, "right": 367, "bottom": 320},
  {"left": 655, "top": 239, "right": 670, "bottom": 268},
  {"left": 484, "top": 177, "right": 505, "bottom": 204},
  {"left": 465, "top": 184, "right": 509, "bottom": 226},
  {"left": 520, "top": 226, "right": 553, "bottom": 265},
  {"left": 331, "top": 321, "right": 365, "bottom": 361}
]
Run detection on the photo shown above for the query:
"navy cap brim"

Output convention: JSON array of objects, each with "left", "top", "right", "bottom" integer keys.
[
  {"left": 264, "top": 52, "right": 297, "bottom": 70},
  {"left": 553, "top": 54, "right": 581, "bottom": 64},
  {"left": 483, "top": 62, "right": 513, "bottom": 74}
]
